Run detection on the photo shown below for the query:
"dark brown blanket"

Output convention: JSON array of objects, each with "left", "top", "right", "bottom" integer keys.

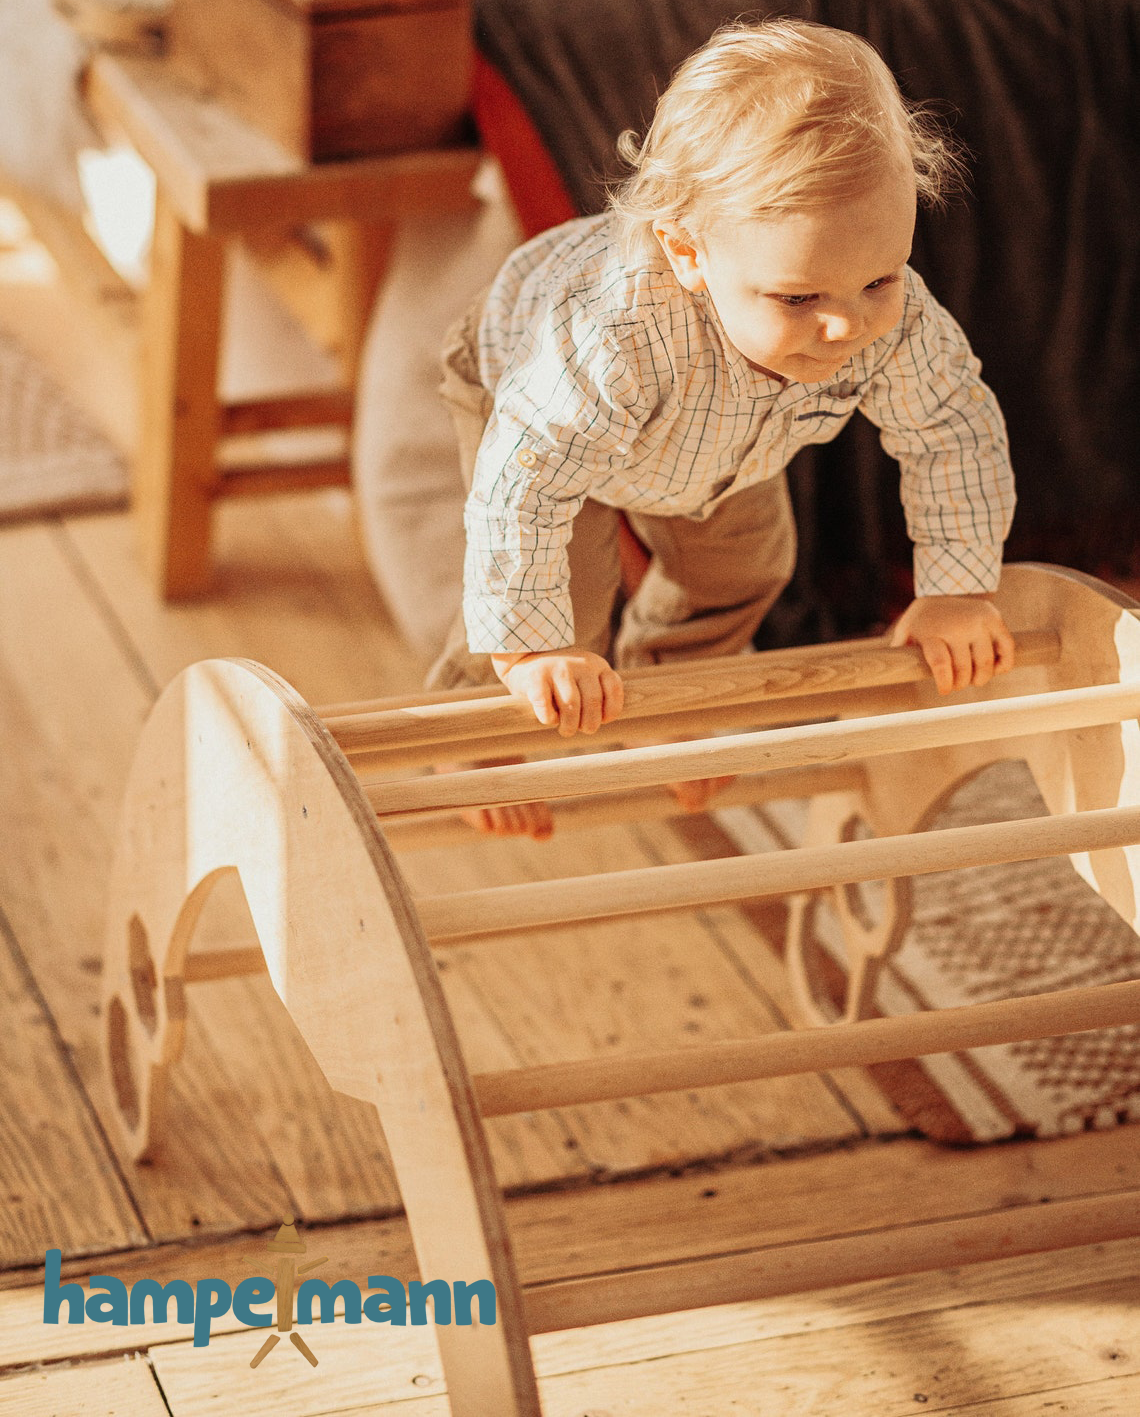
[{"left": 476, "top": 0, "right": 1140, "bottom": 639}]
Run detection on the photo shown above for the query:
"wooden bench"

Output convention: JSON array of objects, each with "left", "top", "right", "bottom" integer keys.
[{"left": 83, "top": 51, "right": 480, "bottom": 597}]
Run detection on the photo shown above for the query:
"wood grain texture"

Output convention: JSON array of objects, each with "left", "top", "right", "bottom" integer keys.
[
  {"left": 378, "top": 764, "right": 868, "bottom": 851},
  {"left": 4, "top": 1130, "right": 1138, "bottom": 1380},
  {"left": 86, "top": 54, "right": 480, "bottom": 235},
  {"left": 0, "top": 926, "right": 142, "bottom": 1267},
  {"left": 102, "top": 657, "right": 541, "bottom": 1413},
  {"left": 370, "top": 678, "right": 1140, "bottom": 817},
  {"left": 635, "top": 813, "right": 905, "bottom": 1135},
  {"left": 133, "top": 192, "right": 223, "bottom": 596},
  {"left": 326, "top": 631, "right": 1061, "bottom": 757},
  {"left": 523, "top": 1191, "right": 1140, "bottom": 1333},
  {"left": 400, "top": 828, "right": 862, "bottom": 1176},
  {"left": 164, "top": 0, "right": 473, "bottom": 163},
  {"left": 64, "top": 502, "right": 595, "bottom": 1201},
  {"left": 144, "top": 1266, "right": 1140, "bottom": 1416},
  {"left": 471, "top": 976, "right": 1140, "bottom": 1117},
  {"left": 63, "top": 495, "right": 427, "bottom": 703},
  {"left": 0, "top": 1356, "right": 170, "bottom": 1416},
  {"left": 0, "top": 523, "right": 295, "bottom": 1248},
  {"left": 415, "top": 801, "right": 1140, "bottom": 943}
]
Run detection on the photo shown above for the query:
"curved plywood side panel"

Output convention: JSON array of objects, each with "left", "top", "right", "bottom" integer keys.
[
  {"left": 833, "top": 565, "right": 1140, "bottom": 848},
  {"left": 998, "top": 565, "right": 1140, "bottom": 931},
  {"left": 102, "top": 658, "right": 541, "bottom": 1417},
  {"left": 786, "top": 565, "right": 1140, "bottom": 1022}
]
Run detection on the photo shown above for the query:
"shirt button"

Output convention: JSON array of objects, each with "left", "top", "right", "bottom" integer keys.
[
  {"left": 969, "top": 386, "right": 987, "bottom": 403},
  {"left": 516, "top": 448, "right": 538, "bottom": 468}
]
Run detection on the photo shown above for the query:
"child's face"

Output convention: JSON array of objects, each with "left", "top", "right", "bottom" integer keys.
[{"left": 655, "top": 168, "right": 917, "bottom": 383}]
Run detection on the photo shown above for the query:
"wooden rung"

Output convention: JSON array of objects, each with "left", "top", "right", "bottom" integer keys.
[
  {"left": 416, "top": 801, "right": 1140, "bottom": 942},
  {"left": 345, "top": 688, "right": 903, "bottom": 778},
  {"left": 181, "top": 948, "right": 268, "bottom": 982},
  {"left": 471, "top": 976, "right": 1140, "bottom": 1118},
  {"left": 377, "top": 764, "right": 868, "bottom": 851},
  {"left": 324, "top": 630, "right": 1060, "bottom": 758},
  {"left": 522, "top": 1190, "right": 1140, "bottom": 1335},
  {"left": 213, "top": 460, "right": 352, "bottom": 499},
  {"left": 317, "top": 640, "right": 899, "bottom": 722},
  {"left": 370, "top": 677, "right": 1140, "bottom": 818},
  {"left": 221, "top": 390, "right": 354, "bottom": 437}
]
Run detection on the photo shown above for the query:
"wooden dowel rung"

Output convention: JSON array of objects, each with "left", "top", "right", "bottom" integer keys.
[
  {"left": 325, "top": 631, "right": 1060, "bottom": 757},
  {"left": 522, "top": 1191, "right": 1140, "bottom": 1335},
  {"left": 417, "top": 802, "right": 1140, "bottom": 943},
  {"left": 376, "top": 763, "right": 867, "bottom": 850},
  {"left": 472, "top": 976, "right": 1140, "bottom": 1118},
  {"left": 221, "top": 390, "right": 354, "bottom": 437},
  {"left": 375, "top": 678, "right": 1140, "bottom": 819},
  {"left": 214, "top": 460, "right": 352, "bottom": 499},
  {"left": 317, "top": 681, "right": 509, "bottom": 719},
  {"left": 182, "top": 948, "right": 268, "bottom": 982},
  {"left": 344, "top": 690, "right": 885, "bottom": 777}
]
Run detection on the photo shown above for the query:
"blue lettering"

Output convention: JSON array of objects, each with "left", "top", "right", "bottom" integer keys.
[
  {"left": 409, "top": 1280, "right": 451, "bottom": 1326},
  {"left": 193, "top": 1279, "right": 232, "bottom": 1347},
  {"left": 363, "top": 1276, "right": 406, "bottom": 1325},
  {"left": 297, "top": 1279, "right": 362, "bottom": 1324},
  {"left": 233, "top": 1277, "right": 274, "bottom": 1328},
  {"left": 86, "top": 1276, "right": 129, "bottom": 1326},
  {"left": 129, "top": 1278, "right": 195, "bottom": 1325},
  {"left": 453, "top": 1280, "right": 496, "bottom": 1326},
  {"left": 42, "top": 1250, "right": 84, "bottom": 1325}
]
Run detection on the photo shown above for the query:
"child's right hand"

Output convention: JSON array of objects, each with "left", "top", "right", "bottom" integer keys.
[{"left": 491, "top": 647, "right": 625, "bottom": 736}]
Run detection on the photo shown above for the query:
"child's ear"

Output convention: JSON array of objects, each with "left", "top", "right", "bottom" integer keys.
[{"left": 653, "top": 222, "right": 707, "bottom": 293}]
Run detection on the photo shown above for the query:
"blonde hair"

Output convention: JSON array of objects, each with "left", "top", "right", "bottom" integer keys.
[{"left": 608, "top": 19, "right": 962, "bottom": 261}]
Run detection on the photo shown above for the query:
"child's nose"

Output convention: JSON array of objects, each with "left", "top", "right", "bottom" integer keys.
[{"left": 819, "top": 307, "right": 863, "bottom": 342}]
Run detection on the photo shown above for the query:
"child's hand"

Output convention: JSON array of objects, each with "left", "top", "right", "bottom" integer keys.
[
  {"left": 491, "top": 647, "right": 625, "bottom": 736},
  {"left": 889, "top": 594, "right": 1016, "bottom": 695}
]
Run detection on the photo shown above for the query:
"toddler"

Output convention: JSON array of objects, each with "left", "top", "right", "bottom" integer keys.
[{"left": 428, "top": 18, "right": 1017, "bottom": 836}]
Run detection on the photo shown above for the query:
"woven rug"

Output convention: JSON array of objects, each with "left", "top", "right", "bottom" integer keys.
[
  {"left": 704, "top": 759, "right": 1140, "bottom": 1144},
  {"left": 0, "top": 324, "right": 127, "bottom": 522}
]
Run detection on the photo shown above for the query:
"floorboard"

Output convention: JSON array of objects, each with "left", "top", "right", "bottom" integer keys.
[{"left": 0, "top": 1355, "right": 169, "bottom": 1416}]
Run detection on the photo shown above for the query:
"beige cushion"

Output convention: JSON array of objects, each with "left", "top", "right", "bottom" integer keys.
[{"left": 351, "top": 164, "right": 521, "bottom": 657}]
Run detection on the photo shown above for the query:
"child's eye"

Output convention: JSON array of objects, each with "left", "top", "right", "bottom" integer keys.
[
  {"left": 864, "top": 275, "right": 898, "bottom": 292},
  {"left": 773, "top": 293, "right": 816, "bottom": 308}
]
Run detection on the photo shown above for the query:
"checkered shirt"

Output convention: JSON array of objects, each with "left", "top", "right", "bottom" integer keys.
[{"left": 463, "top": 214, "right": 1015, "bottom": 653}]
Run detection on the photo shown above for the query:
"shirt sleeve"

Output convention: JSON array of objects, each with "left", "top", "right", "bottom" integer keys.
[
  {"left": 860, "top": 269, "right": 1016, "bottom": 596},
  {"left": 463, "top": 305, "right": 656, "bottom": 653}
]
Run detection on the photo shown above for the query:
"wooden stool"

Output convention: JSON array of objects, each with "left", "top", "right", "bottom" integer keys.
[
  {"left": 83, "top": 52, "right": 481, "bottom": 598},
  {"left": 102, "top": 563, "right": 1140, "bottom": 1414}
]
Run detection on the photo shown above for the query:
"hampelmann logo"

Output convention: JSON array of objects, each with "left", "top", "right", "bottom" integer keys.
[{"left": 44, "top": 1216, "right": 497, "bottom": 1370}]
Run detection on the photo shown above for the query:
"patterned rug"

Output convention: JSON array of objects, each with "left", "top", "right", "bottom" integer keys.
[
  {"left": 706, "top": 759, "right": 1140, "bottom": 1144},
  {"left": 0, "top": 323, "right": 127, "bottom": 522}
]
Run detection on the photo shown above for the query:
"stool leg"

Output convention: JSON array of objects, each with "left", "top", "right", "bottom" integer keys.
[
  {"left": 135, "top": 192, "right": 224, "bottom": 598},
  {"left": 323, "top": 219, "right": 395, "bottom": 384}
]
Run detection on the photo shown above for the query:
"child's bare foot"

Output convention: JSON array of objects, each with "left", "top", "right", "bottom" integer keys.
[
  {"left": 436, "top": 759, "right": 555, "bottom": 840},
  {"left": 667, "top": 775, "right": 736, "bottom": 813},
  {"left": 462, "top": 799, "right": 554, "bottom": 840}
]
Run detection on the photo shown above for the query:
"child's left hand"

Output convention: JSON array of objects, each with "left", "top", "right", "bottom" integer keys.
[{"left": 889, "top": 594, "right": 1016, "bottom": 694}]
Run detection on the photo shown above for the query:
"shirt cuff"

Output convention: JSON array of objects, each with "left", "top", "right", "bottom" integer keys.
[
  {"left": 463, "top": 592, "right": 576, "bottom": 654},
  {"left": 913, "top": 542, "right": 1003, "bottom": 597}
]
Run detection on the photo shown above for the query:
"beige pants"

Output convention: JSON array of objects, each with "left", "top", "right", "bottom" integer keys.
[{"left": 426, "top": 298, "right": 797, "bottom": 690}]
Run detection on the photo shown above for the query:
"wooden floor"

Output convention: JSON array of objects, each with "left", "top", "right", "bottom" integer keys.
[{"left": 1, "top": 236, "right": 1138, "bottom": 1414}]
